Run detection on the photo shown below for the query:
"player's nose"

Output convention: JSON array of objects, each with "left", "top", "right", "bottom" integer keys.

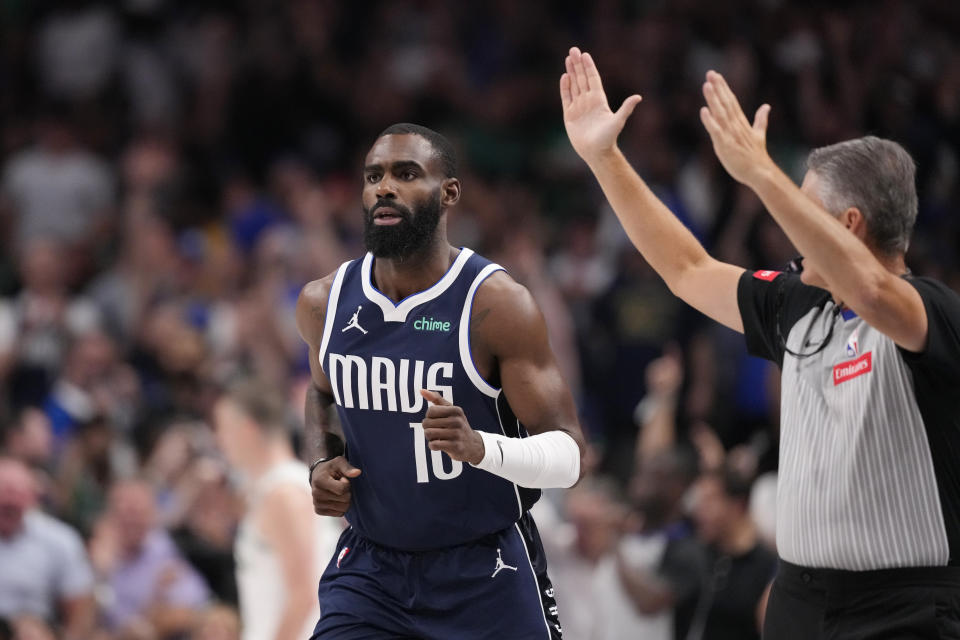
[{"left": 375, "top": 176, "right": 398, "bottom": 198}]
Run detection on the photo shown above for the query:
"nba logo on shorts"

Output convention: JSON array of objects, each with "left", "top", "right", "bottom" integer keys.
[
  {"left": 845, "top": 332, "right": 859, "bottom": 358},
  {"left": 337, "top": 547, "right": 350, "bottom": 568}
]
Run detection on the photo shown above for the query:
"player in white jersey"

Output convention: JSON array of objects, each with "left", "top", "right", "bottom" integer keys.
[{"left": 212, "top": 379, "right": 342, "bottom": 640}]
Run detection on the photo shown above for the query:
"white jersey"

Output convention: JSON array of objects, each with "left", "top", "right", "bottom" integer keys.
[
  {"left": 591, "top": 534, "right": 672, "bottom": 640},
  {"left": 235, "top": 460, "right": 342, "bottom": 640}
]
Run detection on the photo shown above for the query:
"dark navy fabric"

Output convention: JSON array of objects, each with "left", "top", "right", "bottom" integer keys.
[
  {"left": 311, "top": 512, "right": 561, "bottom": 640},
  {"left": 320, "top": 248, "right": 540, "bottom": 551}
]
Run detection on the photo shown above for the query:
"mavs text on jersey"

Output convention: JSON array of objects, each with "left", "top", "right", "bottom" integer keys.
[{"left": 319, "top": 248, "right": 539, "bottom": 550}]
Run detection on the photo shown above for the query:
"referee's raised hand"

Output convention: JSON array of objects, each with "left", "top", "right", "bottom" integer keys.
[
  {"left": 699, "top": 70, "right": 772, "bottom": 189},
  {"left": 310, "top": 456, "right": 361, "bottom": 517},
  {"left": 560, "top": 46, "right": 642, "bottom": 168}
]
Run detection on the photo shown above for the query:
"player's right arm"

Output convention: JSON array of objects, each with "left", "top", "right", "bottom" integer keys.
[
  {"left": 561, "top": 46, "right": 745, "bottom": 333},
  {"left": 295, "top": 277, "right": 361, "bottom": 517}
]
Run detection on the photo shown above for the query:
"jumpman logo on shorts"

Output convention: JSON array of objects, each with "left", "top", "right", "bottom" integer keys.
[
  {"left": 491, "top": 548, "right": 517, "bottom": 578},
  {"left": 342, "top": 306, "right": 368, "bottom": 334}
]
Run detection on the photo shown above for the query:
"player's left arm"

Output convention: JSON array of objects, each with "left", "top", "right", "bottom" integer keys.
[
  {"left": 422, "top": 272, "right": 586, "bottom": 488},
  {"left": 699, "top": 70, "right": 928, "bottom": 351},
  {"left": 258, "top": 484, "right": 323, "bottom": 640},
  {"left": 481, "top": 273, "right": 586, "bottom": 454}
]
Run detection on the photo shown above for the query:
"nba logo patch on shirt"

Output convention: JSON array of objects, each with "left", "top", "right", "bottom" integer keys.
[
  {"left": 337, "top": 547, "right": 350, "bottom": 568},
  {"left": 753, "top": 270, "right": 782, "bottom": 282},
  {"left": 845, "top": 331, "right": 859, "bottom": 358}
]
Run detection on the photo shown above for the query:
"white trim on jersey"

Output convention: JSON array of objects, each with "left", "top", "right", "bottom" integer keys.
[
  {"left": 458, "top": 263, "right": 505, "bottom": 398},
  {"left": 361, "top": 248, "right": 475, "bottom": 323},
  {"left": 318, "top": 261, "right": 351, "bottom": 374},
  {"left": 514, "top": 522, "right": 554, "bottom": 640},
  {"left": 495, "top": 393, "right": 524, "bottom": 521}
]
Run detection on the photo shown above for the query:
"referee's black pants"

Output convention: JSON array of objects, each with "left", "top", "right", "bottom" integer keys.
[{"left": 763, "top": 560, "right": 960, "bottom": 639}]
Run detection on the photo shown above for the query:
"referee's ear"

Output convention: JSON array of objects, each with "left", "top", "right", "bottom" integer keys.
[{"left": 839, "top": 206, "right": 869, "bottom": 244}]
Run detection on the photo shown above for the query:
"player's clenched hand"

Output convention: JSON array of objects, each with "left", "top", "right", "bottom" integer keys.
[
  {"left": 310, "top": 456, "right": 361, "bottom": 517},
  {"left": 699, "top": 70, "right": 774, "bottom": 188},
  {"left": 420, "top": 389, "right": 485, "bottom": 466},
  {"left": 560, "top": 46, "right": 641, "bottom": 167}
]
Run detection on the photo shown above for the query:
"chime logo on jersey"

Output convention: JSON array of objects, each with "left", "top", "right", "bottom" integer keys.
[
  {"left": 413, "top": 316, "right": 451, "bottom": 332},
  {"left": 845, "top": 331, "right": 859, "bottom": 358},
  {"left": 327, "top": 352, "right": 454, "bottom": 411}
]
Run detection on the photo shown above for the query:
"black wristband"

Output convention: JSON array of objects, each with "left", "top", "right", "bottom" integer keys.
[{"left": 308, "top": 456, "right": 334, "bottom": 483}]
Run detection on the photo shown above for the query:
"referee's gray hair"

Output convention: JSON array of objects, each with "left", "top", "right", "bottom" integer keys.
[{"left": 806, "top": 136, "right": 918, "bottom": 256}]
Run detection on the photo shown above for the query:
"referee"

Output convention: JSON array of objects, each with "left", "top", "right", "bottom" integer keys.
[{"left": 560, "top": 47, "right": 960, "bottom": 638}]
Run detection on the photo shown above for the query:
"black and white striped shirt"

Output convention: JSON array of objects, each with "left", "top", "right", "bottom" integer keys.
[{"left": 738, "top": 270, "right": 960, "bottom": 570}]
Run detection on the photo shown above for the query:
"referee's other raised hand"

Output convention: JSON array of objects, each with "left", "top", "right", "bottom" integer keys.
[
  {"left": 560, "top": 46, "right": 641, "bottom": 168},
  {"left": 699, "top": 70, "right": 773, "bottom": 189}
]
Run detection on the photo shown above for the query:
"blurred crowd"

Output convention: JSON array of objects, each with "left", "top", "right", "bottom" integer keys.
[{"left": 0, "top": 0, "right": 958, "bottom": 638}]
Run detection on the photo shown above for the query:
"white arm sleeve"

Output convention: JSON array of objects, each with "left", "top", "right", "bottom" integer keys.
[{"left": 470, "top": 430, "right": 580, "bottom": 489}]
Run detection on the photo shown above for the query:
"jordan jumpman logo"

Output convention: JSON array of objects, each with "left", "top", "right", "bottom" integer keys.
[
  {"left": 491, "top": 548, "right": 518, "bottom": 578},
  {"left": 342, "top": 306, "right": 367, "bottom": 334}
]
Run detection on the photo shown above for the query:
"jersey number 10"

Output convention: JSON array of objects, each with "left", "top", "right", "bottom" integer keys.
[{"left": 410, "top": 423, "right": 463, "bottom": 483}]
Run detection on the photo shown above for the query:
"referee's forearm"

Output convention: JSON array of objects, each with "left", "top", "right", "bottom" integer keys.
[{"left": 588, "top": 148, "right": 712, "bottom": 291}]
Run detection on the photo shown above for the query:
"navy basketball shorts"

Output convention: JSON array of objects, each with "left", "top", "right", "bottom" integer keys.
[{"left": 311, "top": 511, "right": 563, "bottom": 639}]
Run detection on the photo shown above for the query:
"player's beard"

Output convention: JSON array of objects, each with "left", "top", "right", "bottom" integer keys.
[{"left": 363, "top": 191, "right": 443, "bottom": 260}]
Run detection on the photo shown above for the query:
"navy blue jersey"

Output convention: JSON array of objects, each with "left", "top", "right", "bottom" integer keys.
[{"left": 318, "top": 248, "right": 540, "bottom": 551}]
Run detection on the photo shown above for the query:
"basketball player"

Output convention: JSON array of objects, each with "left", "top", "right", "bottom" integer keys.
[
  {"left": 295, "top": 123, "right": 585, "bottom": 639},
  {"left": 212, "top": 380, "right": 341, "bottom": 640}
]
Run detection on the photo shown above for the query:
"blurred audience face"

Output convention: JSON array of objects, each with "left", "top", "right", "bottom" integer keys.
[
  {"left": 107, "top": 481, "right": 157, "bottom": 554},
  {"left": 361, "top": 133, "right": 447, "bottom": 259},
  {"left": 37, "top": 117, "right": 75, "bottom": 153},
  {"left": 77, "top": 417, "right": 113, "bottom": 461},
  {"left": 19, "top": 238, "right": 66, "bottom": 294},
  {"left": 693, "top": 474, "right": 734, "bottom": 544},
  {"left": 4, "top": 409, "right": 53, "bottom": 465},
  {"left": 211, "top": 398, "right": 259, "bottom": 471},
  {"left": 566, "top": 483, "right": 624, "bottom": 562},
  {"left": 0, "top": 458, "right": 37, "bottom": 538},
  {"left": 122, "top": 136, "right": 178, "bottom": 192},
  {"left": 630, "top": 449, "right": 695, "bottom": 526},
  {"left": 64, "top": 332, "right": 118, "bottom": 387}
]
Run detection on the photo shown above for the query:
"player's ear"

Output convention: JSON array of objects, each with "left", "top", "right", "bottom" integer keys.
[{"left": 441, "top": 178, "right": 461, "bottom": 207}]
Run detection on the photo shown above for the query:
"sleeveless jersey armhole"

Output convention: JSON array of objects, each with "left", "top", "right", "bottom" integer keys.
[
  {"left": 318, "top": 261, "right": 351, "bottom": 375},
  {"left": 458, "top": 264, "right": 505, "bottom": 398}
]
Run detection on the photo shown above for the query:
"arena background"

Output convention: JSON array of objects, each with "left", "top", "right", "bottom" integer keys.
[{"left": 0, "top": 1, "right": 958, "bottom": 638}]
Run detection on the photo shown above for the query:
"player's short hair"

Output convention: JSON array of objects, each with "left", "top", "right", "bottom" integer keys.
[
  {"left": 807, "top": 136, "right": 918, "bottom": 256},
  {"left": 378, "top": 123, "right": 457, "bottom": 178},
  {"left": 221, "top": 378, "right": 288, "bottom": 435}
]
